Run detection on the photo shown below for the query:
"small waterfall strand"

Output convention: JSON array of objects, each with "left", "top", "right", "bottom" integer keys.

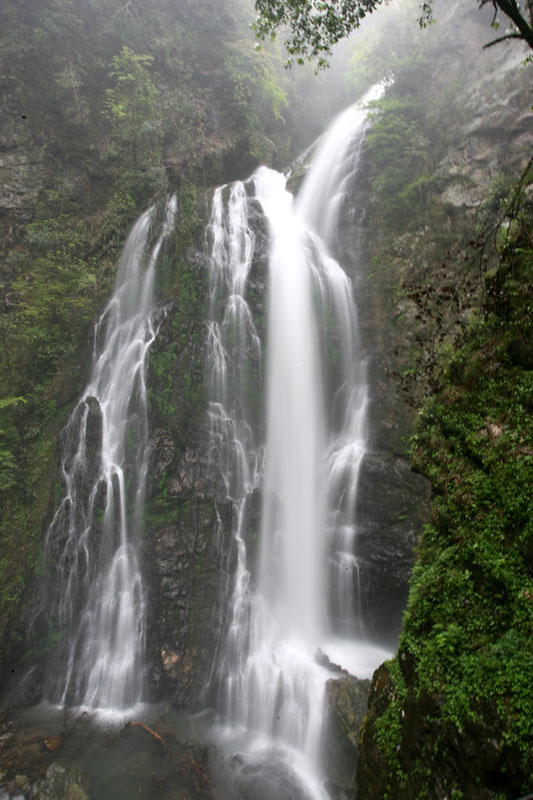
[
  {"left": 297, "top": 85, "right": 385, "bottom": 635},
  {"left": 205, "top": 182, "right": 264, "bottom": 712},
  {"left": 43, "top": 196, "right": 176, "bottom": 716}
]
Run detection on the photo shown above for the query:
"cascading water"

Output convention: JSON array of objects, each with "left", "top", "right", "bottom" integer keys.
[
  {"left": 204, "top": 181, "right": 265, "bottom": 720},
  {"left": 42, "top": 195, "right": 176, "bottom": 717},
  {"left": 207, "top": 86, "right": 389, "bottom": 797}
]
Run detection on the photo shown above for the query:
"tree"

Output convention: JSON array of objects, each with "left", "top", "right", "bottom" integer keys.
[
  {"left": 253, "top": 0, "right": 533, "bottom": 66},
  {"left": 253, "top": 0, "right": 382, "bottom": 67}
]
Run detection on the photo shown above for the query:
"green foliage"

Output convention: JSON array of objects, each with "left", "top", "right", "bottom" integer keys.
[
  {"left": 358, "top": 9, "right": 463, "bottom": 232},
  {"left": 222, "top": 38, "right": 290, "bottom": 165},
  {"left": 224, "top": 40, "right": 288, "bottom": 123},
  {"left": 0, "top": 397, "right": 26, "bottom": 495},
  {"left": 365, "top": 96, "right": 433, "bottom": 228},
  {"left": 149, "top": 254, "right": 207, "bottom": 434},
  {"left": 104, "top": 46, "right": 161, "bottom": 164},
  {"left": 366, "top": 176, "right": 533, "bottom": 796},
  {"left": 253, "top": 0, "right": 384, "bottom": 68}
]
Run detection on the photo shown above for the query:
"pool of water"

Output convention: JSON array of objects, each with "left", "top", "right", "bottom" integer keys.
[
  {"left": 0, "top": 702, "right": 332, "bottom": 800},
  {"left": 0, "top": 703, "right": 224, "bottom": 800}
]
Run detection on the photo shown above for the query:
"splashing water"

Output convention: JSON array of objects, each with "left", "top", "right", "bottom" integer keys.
[{"left": 42, "top": 196, "right": 176, "bottom": 719}]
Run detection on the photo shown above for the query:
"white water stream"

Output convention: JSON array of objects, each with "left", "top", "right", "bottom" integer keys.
[
  {"left": 43, "top": 196, "right": 176, "bottom": 718},
  {"left": 207, "top": 86, "right": 389, "bottom": 797}
]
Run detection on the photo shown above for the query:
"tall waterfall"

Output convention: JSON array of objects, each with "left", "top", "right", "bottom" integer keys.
[
  {"left": 42, "top": 196, "right": 176, "bottom": 717},
  {"left": 207, "top": 86, "right": 387, "bottom": 796}
]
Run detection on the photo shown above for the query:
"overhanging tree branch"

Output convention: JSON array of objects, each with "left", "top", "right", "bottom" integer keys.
[
  {"left": 484, "top": 31, "right": 527, "bottom": 46},
  {"left": 253, "top": 0, "right": 533, "bottom": 66},
  {"left": 480, "top": 0, "right": 533, "bottom": 49}
]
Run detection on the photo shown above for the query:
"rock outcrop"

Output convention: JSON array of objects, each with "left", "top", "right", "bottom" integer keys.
[{"left": 325, "top": 675, "right": 371, "bottom": 800}]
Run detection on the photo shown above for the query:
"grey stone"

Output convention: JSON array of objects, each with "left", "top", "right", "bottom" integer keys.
[
  {"left": 325, "top": 675, "right": 371, "bottom": 800},
  {"left": 32, "top": 763, "right": 88, "bottom": 800}
]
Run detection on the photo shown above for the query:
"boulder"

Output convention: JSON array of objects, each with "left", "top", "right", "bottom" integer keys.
[
  {"left": 325, "top": 674, "right": 371, "bottom": 800},
  {"left": 32, "top": 763, "right": 88, "bottom": 800}
]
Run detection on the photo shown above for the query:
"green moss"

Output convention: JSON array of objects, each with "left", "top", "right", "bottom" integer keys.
[{"left": 364, "top": 185, "right": 533, "bottom": 796}]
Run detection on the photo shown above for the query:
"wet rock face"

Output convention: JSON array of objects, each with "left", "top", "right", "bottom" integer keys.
[
  {"left": 355, "top": 452, "right": 431, "bottom": 642},
  {"left": 0, "top": 665, "right": 43, "bottom": 712},
  {"left": 228, "top": 754, "right": 316, "bottom": 800},
  {"left": 325, "top": 675, "right": 371, "bottom": 800},
  {"left": 356, "top": 452, "right": 430, "bottom": 575},
  {"left": 145, "top": 496, "right": 233, "bottom": 708},
  {"left": 142, "top": 182, "right": 272, "bottom": 709},
  {"left": 245, "top": 194, "right": 270, "bottom": 365},
  {"left": 0, "top": 146, "right": 45, "bottom": 213},
  {"left": 247, "top": 194, "right": 270, "bottom": 276},
  {"left": 143, "top": 211, "right": 238, "bottom": 708}
]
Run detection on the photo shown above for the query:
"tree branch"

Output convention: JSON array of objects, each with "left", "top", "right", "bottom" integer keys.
[
  {"left": 484, "top": 0, "right": 533, "bottom": 49},
  {"left": 483, "top": 31, "right": 527, "bottom": 46}
]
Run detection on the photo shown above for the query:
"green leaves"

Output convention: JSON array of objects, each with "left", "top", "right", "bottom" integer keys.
[
  {"left": 367, "top": 162, "right": 533, "bottom": 794},
  {"left": 104, "top": 46, "right": 160, "bottom": 164},
  {"left": 254, "top": 0, "right": 383, "bottom": 67},
  {"left": 0, "top": 398, "right": 26, "bottom": 495}
]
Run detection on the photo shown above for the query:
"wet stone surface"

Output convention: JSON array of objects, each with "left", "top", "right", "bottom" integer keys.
[
  {"left": 354, "top": 451, "right": 431, "bottom": 643},
  {"left": 325, "top": 675, "right": 371, "bottom": 800},
  {"left": 0, "top": 707, "right": 218, "bottom": 800}
]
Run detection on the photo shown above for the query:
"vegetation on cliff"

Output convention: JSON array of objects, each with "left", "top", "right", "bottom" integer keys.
[
  {"left": 350, "top": 4, "right": 533, "bottom": 795},
  {"left": 357, "top": 162, "right": 533, "bottom": 797}
]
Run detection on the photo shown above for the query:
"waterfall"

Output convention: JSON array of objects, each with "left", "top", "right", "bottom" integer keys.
[
  {"left": 42, "top": 195, "right": 176, "bottom": 718},
  {"left": 207, "top": 86, "right": 389, "bottom": 797}
]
